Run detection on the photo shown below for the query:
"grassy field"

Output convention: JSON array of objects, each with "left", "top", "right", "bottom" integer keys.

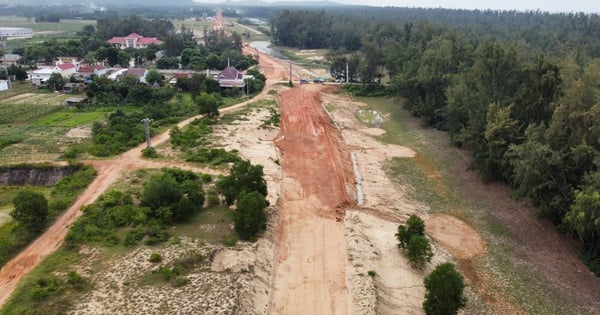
[
  {"left": 0, "top": 16, "right": 95, "bottom": 51},
  {"left": 0, "top": 16, "right": 95, "bottom": 33},
  {"left": 356, "top": 95, "right": 572, "bottom": 314}
]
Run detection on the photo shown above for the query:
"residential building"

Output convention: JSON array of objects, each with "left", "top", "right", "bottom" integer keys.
[
  {"left": 56, "top": 63, "right": 76, "bottom": 78},
  {"left": 31, "top": 63, "right": 77, "bottom": 86},
  {"left": 55, "top": 57, "right": 82, "bottom": 69},
  {"left": 1, "top": 54, "right": 21, "bottom": 68},
  {"left": 107, "top": 33, "right": 163, "bottom": 50},
  {"left": 0, "top": 80, "right": 8, "bottom": 91},
  {"left": 76, "top": 65, "right": 107, "bottom": 81},
  {"left": 0, "top": 27, "right": 33, "bottom": 39},
  {"left": 126, "top": 68, "right": 148, "bottom": 83},
  {"left": 31, "top": 68, "right": 54, "bottom": 85},
  {"left": 217, "top": 66, "right": 246, "bottom": 88}
]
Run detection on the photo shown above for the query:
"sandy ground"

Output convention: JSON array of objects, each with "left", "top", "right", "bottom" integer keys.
[{"left": 2, "top": 31, "right": 596, "bottom": 315}]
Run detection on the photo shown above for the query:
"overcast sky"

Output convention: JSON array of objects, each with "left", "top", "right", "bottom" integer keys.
[{"left": 255, "top": 0, "right": 598, "bottom": 13}]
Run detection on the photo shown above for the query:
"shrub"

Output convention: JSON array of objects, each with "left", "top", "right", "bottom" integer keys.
[
  {"left": 149, "top": 252, "right": 163, "bottom": 263},
  {"left": 233, "top": 191, "right": 268, "bottom": 240},
  {"left": 216, "top": 159, "right": 268, "bottom": 205},
  {"left": 407, "top": 235, "right": 434, "bottom": 270},
  {"left": 396, "top": 214, "right": 433, "bottom": 269},
  {"left": 11, "top": 190, "right": 49, "bottom": 234},
  {"left": 423, "top": 263, "right": 466, "bottom": 315},
  {"left": 396, "top": 214, "right": 425, "bottom": 249}
]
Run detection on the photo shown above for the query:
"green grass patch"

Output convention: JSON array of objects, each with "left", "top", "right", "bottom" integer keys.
[
  {"left": 0, "top": 16, "right": 95, "bottom": 32},
  {"left": 0, "top": 102, "right": 65, "bottom": 124},
  {"left": 0, "top": 247, "right": 88, "bottom": 315},
  {"left": 277, "top": 46, "right": 330, "bottom": 70},
  {"left": 31, "top": 111, "right": 106, "bottom": 127},
  {"left": 172, "top": 206, "right": 234, "bottom": 242}
]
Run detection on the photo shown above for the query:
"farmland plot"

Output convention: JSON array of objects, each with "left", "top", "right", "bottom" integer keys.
[{"left": 0, "top": 94, "right": 67, "bottom": 124}]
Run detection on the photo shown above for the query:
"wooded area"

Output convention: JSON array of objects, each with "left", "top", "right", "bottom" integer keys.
[{"left": 270, "top": 8, "right": 600, "bottom": 275}]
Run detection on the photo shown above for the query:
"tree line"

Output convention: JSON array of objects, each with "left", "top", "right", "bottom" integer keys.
[{"left": 270, "top": 8, "right": 600, "bottom": 275}]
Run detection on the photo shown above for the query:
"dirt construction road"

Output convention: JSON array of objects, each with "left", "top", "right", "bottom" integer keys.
[{"left": 271, "top": 84, "right": 356, "bottom": 314}]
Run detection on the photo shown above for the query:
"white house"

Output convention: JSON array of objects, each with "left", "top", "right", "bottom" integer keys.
[
  {"left": 0, "top": 80, "right": 8, "bottom": 91},
  {"left": 31, "top": 63, "right": 77, "bottom": 86},
  {"left": 106, "top": 68, "right": 147, "bottom": 83},
  {"left": 31, "top": 68, "right": 54, "bottom": 86},
  {"left": 56, "top": 63, "right": 76, "bottom": 78}
]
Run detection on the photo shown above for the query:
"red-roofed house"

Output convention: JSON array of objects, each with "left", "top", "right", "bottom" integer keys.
[
  {"left": 107, "top": 33, "right": 163, "bottom": 50},
  {"left": 217, "top": 66, "right": 246, "bottom": 88},
  {"left": 54, "top": 63, "right": 77, "bottom": 78}
]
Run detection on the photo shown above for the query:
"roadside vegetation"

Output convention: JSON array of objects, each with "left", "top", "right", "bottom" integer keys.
[
  {"left": 0, "top": 164, "right": 96, "bottom": 268},
  {"left": 273, "top": 8, "right": 600, "bottom": 276},
  {"left": 396, "top": 214, "right": 433, "bottom": 270},
  {"left": 360, "top": 96, "right": 573, "bottom": 314}
]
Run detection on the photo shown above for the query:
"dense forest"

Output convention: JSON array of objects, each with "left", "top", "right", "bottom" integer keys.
[{"left": 269, "top": 9, "right": 600, "bottom": 275}]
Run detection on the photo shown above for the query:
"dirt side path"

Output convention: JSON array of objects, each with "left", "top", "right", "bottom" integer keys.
[
  {"left": 0, "top": 80, "right": 275, "bottom": 309},
  {"left": 270, "top": 85, "right": 355, "bottom": 314}
]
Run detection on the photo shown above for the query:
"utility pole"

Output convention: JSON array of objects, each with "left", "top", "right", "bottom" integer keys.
[
  {"left": 141, "top": 118, "right": 153, "bottom": 150},
  {"left": 289, "top": 62, "right": 292, "bottom": 82},
  {"left": 346, "top": 62, "right": 349, "bottom": 84}
]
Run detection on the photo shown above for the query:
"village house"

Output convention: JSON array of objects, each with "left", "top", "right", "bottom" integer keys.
[
  {"left": 31, "top": 63, "right": 77, "bottom": 86},
  {"left": 75, "top": 65, "right": 108, "bottom": 81},
  {"left": 107, "top": 33, "right": 163, "bottom": 50},
  {"left": 55, "top": 57, "right": 82, "bottom": 69},
  {"left": 126, "top": 68, "right": 148, "bottom": 83},
  {"left": 217, "top": 66, "right": 246, "bottom": 89},
  {"left": 1, "top": 54, "right": 21, "bottom": 68},
  {"left": 107, "top": 68, "right": 148, "bottom": 83},
  {"left": 168, "top": 72, "right": 191, "bottom": 84}
]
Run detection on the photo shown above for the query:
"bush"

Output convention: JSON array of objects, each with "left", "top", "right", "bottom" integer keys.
[
  {"left": 233, "top": 191, "right": 268, "bottom": 240},
  {"left": 396, "top": 214, "right": 426, "bottom": 249},
  {"left": 423, "top": 263, "right": 466, "bottom": 315},
  {"left": 407, "top": 234, "right": 434, "bottom": 270},
  {"left": 216, "top": 159, "right": 268, "bottom": 205},
  {"left": 149, "top": 252, "right": 163, "bottom": 263},
  {"left": 396, "top": 214, "right": 433, "bottom": 269},
  {"left": 11, "top": 190, "right": 49, "bottom": 234},
  {"left": 206, "top": 193, "right": 221, "bottom": 207}
]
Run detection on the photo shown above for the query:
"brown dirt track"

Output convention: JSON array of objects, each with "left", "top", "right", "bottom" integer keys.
[{"left": 270, "top": 85, "right": 356, "bottom": 314}]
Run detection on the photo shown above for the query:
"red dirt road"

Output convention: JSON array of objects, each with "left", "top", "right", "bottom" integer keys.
[{"left": 270, "top": 85, "right": 356, "bottom": 314}]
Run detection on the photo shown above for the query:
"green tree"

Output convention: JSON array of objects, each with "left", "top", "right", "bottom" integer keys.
[
  {"left": 47, "top": 73, "right": 66, "bottom": 91},
  {"left": 141, "top": 175, "right": 183, "bottom": 220},
  {"left": 475, "top": 103, "right": 521, "bottom": 182},
  {"left": 11, "top": 190, "right": 49, "bottom": 234},
  {"left": 407, "top": 234, "right": 433, "bottom": 269},
  {"left": 196, "top": 92, "right": 220, "bottom": 118},
  {"left": 564, "top": 170, "right": 600, "bottom": 275},
  {"left": 234, "top": 191, "right": 268, "bottom": 240},
  {"left": 145, "top": 69, "right": 163, "bottom": 87},
  {"left": 217, "top": 159, "right": 268, "bottom": 205},
  {"left": 423, "top": 263, "right": 466, "bottom": 315},
  {"left": 396, "top": 214, "right": 426, "bottom": 248}
]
